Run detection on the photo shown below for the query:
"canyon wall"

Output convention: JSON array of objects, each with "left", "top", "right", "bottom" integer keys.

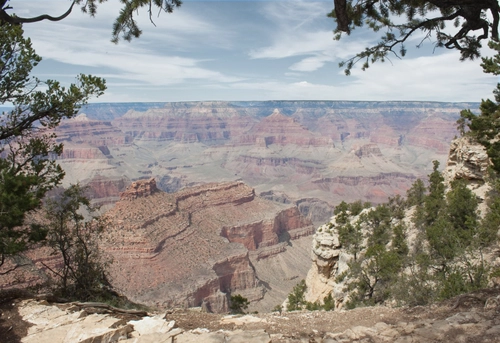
[
  {"left": 52, "top": 101, "right": 474, "bottom": 225},
  {"left": 102, "top": 179, "right": 314, "bottom": 312},
  {"left": 0, "top": 101, "right": 478, "bottom": 314}
]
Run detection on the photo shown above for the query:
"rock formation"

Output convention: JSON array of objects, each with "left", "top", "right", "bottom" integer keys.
[
  {"left": 119, "top": 178, "right": 158, "bottom": 200},
  {"left": 51, "top": 101, "right": 472, "bottom": 224},
  {"left": 444, "top": 136, "right": 491, "bottom": 184},
  {"left": 304, "top": 220, "right": 348, "bottom": 307},
  {"left": 102, "top": 180, "right": 314, "bottom": 312},
  {"left": 240, "top": 109, "right": 333, "bottom": 147},
  {"left": 84, "top": 175, "right": 130, "bottom": 207},
  {"left": 304, "top": 134, "right": 497, "bottom": 309},
  {"left": 112, "top": 102, "right": 253, "bottom": 144}
]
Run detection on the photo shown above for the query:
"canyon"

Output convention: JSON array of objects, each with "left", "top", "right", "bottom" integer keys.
[
  {"left": 1, "top": 100, "right": 479, "bottom": 313},
  {"left": 57, "top": 100, "right": 475, "bottom": 224},
  {"left": 56, "top": 101, "right": 474, "bottom": 311},
  {"left": 101, "top": 178, "right": 314, "bottom": 312}
]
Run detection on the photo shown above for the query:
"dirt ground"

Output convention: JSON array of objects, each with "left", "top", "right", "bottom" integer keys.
[{"left": 166, "top": 305, "right": 408, "bottom": 340}]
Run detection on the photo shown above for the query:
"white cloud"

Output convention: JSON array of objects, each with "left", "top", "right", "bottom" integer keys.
[
  {"left": 21, "top": 1, "right": 240, "bottom": 87},
  {"left": 10, "top": 0, "right": 498, "bottom": 103},
  {"left": 290, "top": 54, "right": 332, "bottom": 72}
]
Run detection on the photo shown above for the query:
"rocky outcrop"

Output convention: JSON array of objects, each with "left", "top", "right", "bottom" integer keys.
[
  {"left": 102, "top": 180, "right": 313, "bottom": 312},
  {"left": 119, "top": 178, "right": 158, "bottom": 200},
  {"left": 304, "top": 221, "right": 347, "bottom": 308},
  {"left": 444, "top": 136, "right": 491, "bottom": 184},
  {"left": 443, "top": 136, "right": 492, "bottom": 211}
]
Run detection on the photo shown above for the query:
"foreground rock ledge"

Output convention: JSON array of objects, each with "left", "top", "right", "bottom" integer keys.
[{"left": 13, "top": 288, "right": 500, "bottom": 343}]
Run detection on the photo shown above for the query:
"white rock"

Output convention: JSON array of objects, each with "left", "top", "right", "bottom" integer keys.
[{"left": 129, "top": 315, "right": 175, "bottom": 335}]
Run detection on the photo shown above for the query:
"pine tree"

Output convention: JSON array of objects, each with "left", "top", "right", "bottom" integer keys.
[
  {"left": 0, "top": 0, "right": 182, "bottom": 43},
  {"left": 0, "top": 23, "right": 105, "bottom": 271},
  {"left": 330, "top": 0, "right": 500, "bottom": 74}
]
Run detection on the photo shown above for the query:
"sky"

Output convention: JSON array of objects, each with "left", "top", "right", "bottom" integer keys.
[{"left": 10, "top": 0, "right": 500, "bottom": 103}]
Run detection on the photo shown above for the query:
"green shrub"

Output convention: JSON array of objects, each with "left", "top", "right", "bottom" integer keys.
[
  {"left": 229, "top": 294, "right": 249, "bottom": 314},
  {"left": 287, "top": 279, "right": 307, "bottom": 311}
]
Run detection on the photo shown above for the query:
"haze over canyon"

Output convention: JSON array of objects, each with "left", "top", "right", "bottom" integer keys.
[{"left": 58, "top": 101, "right": 473, "bottom": 222}]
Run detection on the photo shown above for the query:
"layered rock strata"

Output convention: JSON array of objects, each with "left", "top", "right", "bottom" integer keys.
[
  {"left": 240, "top": 109, "right": 333, "bottom": 147},
  {"left": 102, "top": 179, "right": 314, "bottom": 312},
  {"left": 53, "top": 101, "right": 471, "bottom": 212}
]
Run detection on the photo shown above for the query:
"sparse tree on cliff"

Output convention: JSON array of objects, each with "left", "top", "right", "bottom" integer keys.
[
  {"left": 330, "top": 0, "right": 500, "bottom": 74},
  {"left": 406, "top": 179, "right": 426, "bottom": 207},
  {"left": 0, "top": 23, "right": 105, "bottom": 272},
  {"left": 0, "top": 0, "right": 182, "bottom": 43},
  {"left": 43, "top": 184, "right": 112, "bottom": 301}
]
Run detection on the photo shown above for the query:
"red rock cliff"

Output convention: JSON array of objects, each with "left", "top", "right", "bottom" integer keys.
[{"left": 102, "top": 180, "right": 313, "bottom": 312}]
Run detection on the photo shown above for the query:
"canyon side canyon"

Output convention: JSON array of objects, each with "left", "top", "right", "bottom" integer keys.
[{"left": 2, "top": 101, "right": 479, "bottom": 312}]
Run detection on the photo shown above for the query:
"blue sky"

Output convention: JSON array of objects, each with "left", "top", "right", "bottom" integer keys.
[{"left": 12, "top": 0, "right": 499, "bottom": 102}]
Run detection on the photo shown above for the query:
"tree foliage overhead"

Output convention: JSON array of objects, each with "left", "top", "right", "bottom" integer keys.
[
  {"left": 330, "top": 0, "right": 500, "bottom": 74},
  {"left": 0, "top": 0, "right": 182, "bottom": 43},
  {"left": 0, "top": 23, "right": 105, "bottom": 269}
]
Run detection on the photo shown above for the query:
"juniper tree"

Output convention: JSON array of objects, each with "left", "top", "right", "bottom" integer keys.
[
  {"left": 0, "top": 23, "right": 105, "bottom": 271},
  {"left": 423, "top": 161, "right": 446, "bottom": 226},
  {"left": 330, "top": 0, "right": 500, "bottom": 74},
  {"left": 406, "top": 179, "right": 426, "bottom": 207},
  {"left": 43, "top": 184, "right": 111, "bottom": 301},
  {"left": 0, "top": 0, "right": 182, "bottom": 43}
]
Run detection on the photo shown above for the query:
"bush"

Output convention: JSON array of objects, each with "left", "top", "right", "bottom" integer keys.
[
  {"left": 44, "top": 184, "right": 113, "bottom": 301},
  {"left": 229, "top": 294, "right": 249, "bottom": 314},
  {"left": 323, "top": 293, "right": 335, "bottom": 311}
]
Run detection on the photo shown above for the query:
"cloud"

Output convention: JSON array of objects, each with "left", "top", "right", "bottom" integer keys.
[
  {"left": 217, "top": 49, "right": 496, "bottom": 102},
  {"left": 21, "top": 1, "right": 241, "bottom": 87},
  {"left": 289, "top": 54, "right": 332, "bottom": 72},
  {"left": 12, "top": 1, "right": 498, "bottom": 103},
  {"left": 248, "top": 0, "right": 376, "bottom": 76}
]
